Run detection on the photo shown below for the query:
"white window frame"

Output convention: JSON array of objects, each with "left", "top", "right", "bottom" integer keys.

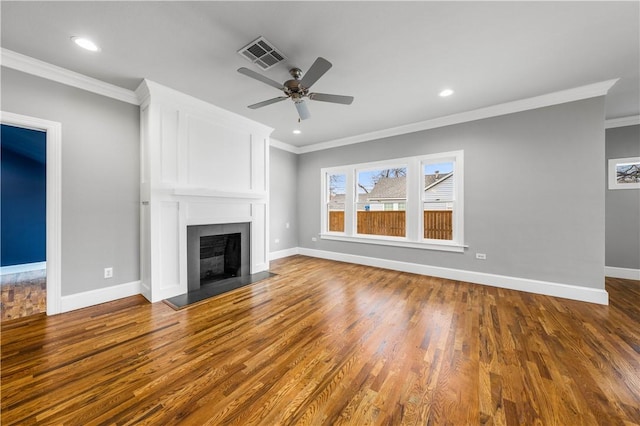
[
  {"left": 320, "top": 150, "right": 465, "bottom": 252},
  {"left": 322, "top": 170, "right": 350, "bottom": 235},
  {"left": 421, "top": 153, "right": 463, "bottom": 245},
  {"left": 355, "top": 161, "right": 408, "bottom": 237}
]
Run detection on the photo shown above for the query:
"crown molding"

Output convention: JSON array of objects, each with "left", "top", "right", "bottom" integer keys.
[
  {"left": 269, "top": 138, "right": 301, "bottom": 154},
  {"left": 298, "top": 79, "right": 620, "bottom": 154},
  {"left": 1, "top": 49, "right": 623, "bottom": 149},
  {"left": 1, "top": 48, "right": 139, "bottom": 105},
  {"left": 605, "top": 115, "right": 640, "bottom": 129}
]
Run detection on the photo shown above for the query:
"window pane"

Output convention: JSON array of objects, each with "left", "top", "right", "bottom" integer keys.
[
  {"left": 327, "top": 173, "right": 345, "bottom": 232},
  {"left": 423, "top": 203, "right": 453, "bottom": 240},
  {"left": 423, "top": 162, "right": 454, "bottom": 240},
  {"left": 356, "top": 168, "right": 406, "bottom": 237}
]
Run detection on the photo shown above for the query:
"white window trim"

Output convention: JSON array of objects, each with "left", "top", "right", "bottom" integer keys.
[
  {"left": 420, "top": 152, "right": 464, "bottom": 245},
  {"left": 320, "top": 150, "right": 465, "bottom": 252},
  {"left": 322, "top": 168, "right": 351, "bottom": 237}
]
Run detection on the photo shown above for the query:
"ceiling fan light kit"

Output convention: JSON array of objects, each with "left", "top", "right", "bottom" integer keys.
[{"left": 238, "top": 56, "right": 354, "bottom": 121}]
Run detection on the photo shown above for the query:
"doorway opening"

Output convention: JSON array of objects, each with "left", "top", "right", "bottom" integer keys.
[
  {"left": 1, "top": 111, "right": 62, "bottom": 318},
  {"left": 1, "top": 124, "right": 46, "bottom": 320}
]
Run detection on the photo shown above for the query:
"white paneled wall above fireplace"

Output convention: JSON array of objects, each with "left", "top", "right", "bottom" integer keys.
[{"left": 136, "top": 80, "right": 273, "bottom": 303}]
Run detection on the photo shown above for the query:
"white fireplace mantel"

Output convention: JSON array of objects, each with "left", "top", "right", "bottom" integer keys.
[
  {"left": 136, "top": 79, "right": 273, "bottom": 303},
  {"left": 171, "top": 187, "right": 267, "bottom": 199}
]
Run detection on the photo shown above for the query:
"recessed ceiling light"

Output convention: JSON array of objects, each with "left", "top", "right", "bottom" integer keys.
[
  {"left": 71, "top": 36, "right": 100, "bottom": 52},
  {"left": 293, "top": 129, "right": 301, "bottom": 134},
  {"left": 439, "top": 89, "right": 454, "bottom": 97}
]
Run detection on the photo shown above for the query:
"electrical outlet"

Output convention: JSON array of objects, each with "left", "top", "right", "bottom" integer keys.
[
  {"left": 285, "top": 222, "right": 290, "bottom": 229},
  {"left": 274, "top": 238, "right": 280, "bottom": 244},
  {"left": 475, "top": 253, "right": 487, "bottom": 260},
  {"left": 311, "top": 237, "right": 317, "bottom": 242},
  {"left": 104, "top": 267, "right": 113, "bottom": 278}
]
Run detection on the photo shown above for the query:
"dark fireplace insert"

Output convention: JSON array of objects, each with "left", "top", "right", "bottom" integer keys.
[
  {"left": 199, "top": 233, "right": 241, "bottom": 285},
  {"left": 187, "top": 222, "right": 250, "bottom": 292}
]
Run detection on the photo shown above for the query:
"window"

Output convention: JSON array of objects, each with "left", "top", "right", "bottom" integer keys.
[
  {"left": 320, "top": 151, "right": 464, "bottom": 252},
  {"left": 422, "top": 161, "right": 455, "bottom": 240},
  {"left": 356, "top": 166, "right": 407, "bottom": 237},
  {"left": 326, "top": 172, "right": 346, "bottom": 233}
]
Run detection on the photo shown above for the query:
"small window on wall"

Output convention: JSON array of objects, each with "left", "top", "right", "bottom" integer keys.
[
  {"left": 326, "top": 172, "right": 346, "bottom": 233},
  {"left": 356, "top": 167, "right": 407, "bottom": 237},
  {"left": 422, "top": 161, "right": 455, "bottom": 240}
]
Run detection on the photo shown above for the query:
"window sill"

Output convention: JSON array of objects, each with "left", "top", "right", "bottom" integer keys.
[{"left": 319, "top": 233, "right": 467, "bottom": 253}]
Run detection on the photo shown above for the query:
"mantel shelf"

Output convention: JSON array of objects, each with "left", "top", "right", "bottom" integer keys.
[{"left": 172, "top": 187, "right": 267, "bottom": 200}]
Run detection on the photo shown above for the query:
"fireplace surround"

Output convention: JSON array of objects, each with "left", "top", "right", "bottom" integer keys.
[{"left": 137, "top": 79, "right": 272, "bottom": 302}]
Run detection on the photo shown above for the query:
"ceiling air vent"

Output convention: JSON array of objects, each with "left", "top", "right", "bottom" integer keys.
[{"left": 238, "top": 36, "right": 286, "bottom": 70}]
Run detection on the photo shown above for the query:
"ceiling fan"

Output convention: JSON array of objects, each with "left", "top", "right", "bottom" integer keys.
[{"left": 237, "top": 57, "right": 354, "bottom": 121}]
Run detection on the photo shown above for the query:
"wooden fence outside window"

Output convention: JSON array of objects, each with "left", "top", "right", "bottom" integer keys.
[{"left": 328, "top": 210, "right": 453, "bottom": 240}]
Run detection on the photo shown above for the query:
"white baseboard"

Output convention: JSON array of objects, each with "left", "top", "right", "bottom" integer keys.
[
  {"left": 269, "top": 247, "right": 300, "bottom": 260},
  {"left": 298, "top": 248, "right": 609, "bottom": 305},
  {"left": 605, "top": 266, "right": 640, "bottom": 280},
  {"left": 60, "top": 280, "right": 142, "bottom": 313},
  {"left": 0, "top": 261, "right": 46, "bottom": 276}
]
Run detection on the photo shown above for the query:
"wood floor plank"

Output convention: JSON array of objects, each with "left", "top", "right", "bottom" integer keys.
[{"left": 2, "top": 255, "right": 639, "bottom": 425}]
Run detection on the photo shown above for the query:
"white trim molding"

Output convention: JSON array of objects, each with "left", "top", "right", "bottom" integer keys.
[
  {"left": 60, "top": 281, "right": 142, "bottom": 313},
  {"left": 320, "top": 234, "right": 466, "bottom": 253},
  {"left": 1, "top": 48, "right": 139, "bottom": 105},
  {"left": 605, "top": 115, "right": 640, "bottom": 129},
  {"left": 605, "top": 266, "right": 640, "bottom": 281},
  {"left": 298, "top": 79, "right": 619, "bottom": 154},
  {"left": 297, "top": 248, "right": 609, "bottom": 305},
  {"left": 270, "top": 138, "right": 301, "bottom": 154},
  {"left": 269, "top": 247, "right": 301, "bottom": 260},
  {"left": 1, "top": 111, "right": 63, "bottom": 315}
]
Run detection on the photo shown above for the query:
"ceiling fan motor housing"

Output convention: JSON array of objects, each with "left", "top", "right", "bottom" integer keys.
[{"left": 284, "top": 80, "right": 307, "bottom": 98}]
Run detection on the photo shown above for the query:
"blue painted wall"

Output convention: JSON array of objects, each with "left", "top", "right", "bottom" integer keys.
[{"left": 1, "top": 124, "right": 46, "bottom": 267}]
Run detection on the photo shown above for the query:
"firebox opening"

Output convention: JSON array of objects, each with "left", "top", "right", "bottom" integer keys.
[
  {"left": 200, "top": 233, "right": 241, "bottom": 285},
  {"left": 187, "top": 222, "right": 250, "bottom": 293}
]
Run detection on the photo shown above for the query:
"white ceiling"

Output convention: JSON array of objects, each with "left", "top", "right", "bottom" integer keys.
[{"left": 1, "top": 1, "right": 638, "bottom": 148}]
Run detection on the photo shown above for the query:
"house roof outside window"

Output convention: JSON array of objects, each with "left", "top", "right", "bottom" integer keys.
[{"left": 328, "top": 173, "right": 453, "bottom": 209}]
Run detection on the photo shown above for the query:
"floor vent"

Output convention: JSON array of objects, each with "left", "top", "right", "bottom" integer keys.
[{"left": 238, "top": 36, "right": 286, "bottom": 70}]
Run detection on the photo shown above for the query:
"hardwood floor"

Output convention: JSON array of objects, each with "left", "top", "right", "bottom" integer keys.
[
  {"left": 0, "top": 269, "right": 47, "bottom": 321},
  {"left": 2, "top": 255, "right": 639, "bottom": 425}
]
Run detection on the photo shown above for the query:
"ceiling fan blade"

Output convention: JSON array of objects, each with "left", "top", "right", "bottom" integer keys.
[
  {"left": 248, "top": 96, "right": 289, "bottom": 109},
  {"left": 300, "top": 57, "right": 332, "bottom": 89},
  {"left": 309, "top": 93, "right": 354, "bottom": 105},
  {"left": 238, "top": 67, "right": 284, "bottom": 90},
  {"left": 295, "top": 100, "right": 311, "bottom": 120}
]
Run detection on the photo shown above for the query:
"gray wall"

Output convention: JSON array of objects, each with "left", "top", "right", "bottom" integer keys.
[
  {"left": 605, "top": 124, "right": 640, "bottom": 270},
  {"left": 1, "top": 65, "right": 612, "bottom": 298},
  {"left": 297, "top": 98, "right": 606, "bottom": 290},
  {"left": 269, "top": 146, "right": 298, "bottom": 251},
  {"left": 1, "top": 68, "right": 140, "bottom": 296}
]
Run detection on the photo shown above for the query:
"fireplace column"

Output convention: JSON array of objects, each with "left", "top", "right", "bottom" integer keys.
[{"left": 136, "top": 79, "right": 273, "bottom": 303}]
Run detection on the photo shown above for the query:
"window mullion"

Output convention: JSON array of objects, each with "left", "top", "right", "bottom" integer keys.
[
  {"left": 344, "top": 169, "right": 355, "bottom": 236},
  {"left": 405, "top": 158, "right": 420, "bottom": 242},
  {"left": 453, "top": 154, "right": 464, "bottom": 244},
  {"left": 321, "top": 170, "right": 328, "bottom": 233}
]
